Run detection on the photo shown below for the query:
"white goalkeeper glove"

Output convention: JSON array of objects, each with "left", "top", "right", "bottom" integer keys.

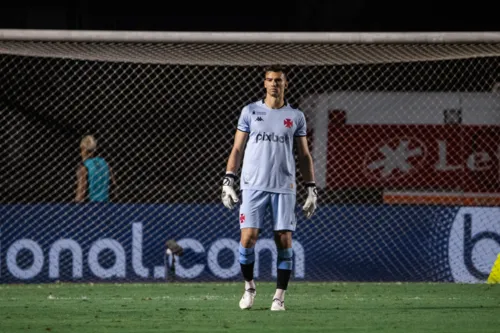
[
  {"left": 221, "top": 173, "right": 239, "bottom": 209},
  {"left": 302, "top": 183, "right": 318, "bottom": 219}
]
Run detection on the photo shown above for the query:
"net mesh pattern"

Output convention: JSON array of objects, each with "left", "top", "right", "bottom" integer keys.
[{"left": 1, "top": 33, "right": 499, "bottom": 283}]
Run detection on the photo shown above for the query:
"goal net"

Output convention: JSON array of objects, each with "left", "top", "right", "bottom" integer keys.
[{"left": 1, "top": 30, "right": 499, "bottom": 284}]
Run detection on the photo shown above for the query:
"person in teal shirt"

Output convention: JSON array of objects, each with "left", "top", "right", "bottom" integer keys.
[{"left": 75, "top": 135, "right": 116, "bottom": 202}]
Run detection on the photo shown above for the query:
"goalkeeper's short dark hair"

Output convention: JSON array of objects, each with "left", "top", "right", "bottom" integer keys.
[{"left": 264, "top": 64, "right": 287, "bottom": 78}]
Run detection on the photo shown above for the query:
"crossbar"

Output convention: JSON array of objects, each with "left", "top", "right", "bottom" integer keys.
[{"left": 1, "top": 29, "right": 500, "bottom": 44}]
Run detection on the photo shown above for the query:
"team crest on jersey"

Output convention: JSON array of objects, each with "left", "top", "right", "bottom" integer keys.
[{"left": 284, "top": 118, "right": 293, "bottom": 128}]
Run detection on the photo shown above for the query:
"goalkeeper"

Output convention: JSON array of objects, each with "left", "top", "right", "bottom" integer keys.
[{"left": 221, "top": 65, "right": 317, "bottom": 311}]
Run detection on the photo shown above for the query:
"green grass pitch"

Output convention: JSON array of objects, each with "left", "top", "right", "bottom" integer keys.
[{"left": 0, "top": 282, "right": 499, "bottom": 332}]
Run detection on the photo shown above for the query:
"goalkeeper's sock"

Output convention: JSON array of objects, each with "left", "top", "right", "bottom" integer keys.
[
  {"left": 276, "top": 247, "right": 293, "bottom": 292},
  {"left": 276, "top": 269, "right": 292, "bottom": 291},
  {"left": 275, "top": 269, "right": 292, "bottom": 301},
  {"left": 273, "top": 288, "right": 286, "bottom": 302},
  {"left": 239, "top": 243, "right": 255, "bottom": 286},
  {"left": 241, "top": 263, "right": 255, "bottom": 282},
  {"left": 275, "top": 247, "right": 293, "bottom": 301},
  {"left": 245, "top": 279, "right": 256, "bottom": 291}
]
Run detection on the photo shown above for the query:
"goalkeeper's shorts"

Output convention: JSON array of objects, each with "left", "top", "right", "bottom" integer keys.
[{"left": 239, "top": 189, "right": 296, "bottom": 231}]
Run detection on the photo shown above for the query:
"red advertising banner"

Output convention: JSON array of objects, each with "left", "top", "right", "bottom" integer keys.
[{"left": 326, "top": 124, "right": 500, "bottom": 193}]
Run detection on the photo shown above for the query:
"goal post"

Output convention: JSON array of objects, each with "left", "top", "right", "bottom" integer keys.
[
  {"left": 1, "top": 30, "right": 499, "bottom": 284},
  {"left": 2, "top": 30, "right": 500, "bottom": 65}
]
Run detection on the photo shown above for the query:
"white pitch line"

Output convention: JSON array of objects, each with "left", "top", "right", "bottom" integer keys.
[{"left": 42, "top": 295, "right": 236, "bottom": 301}]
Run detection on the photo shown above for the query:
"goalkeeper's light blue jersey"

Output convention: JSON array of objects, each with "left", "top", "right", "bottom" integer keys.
[{"left": 237, "top": 99, "right": 307, "bottom": 194}]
